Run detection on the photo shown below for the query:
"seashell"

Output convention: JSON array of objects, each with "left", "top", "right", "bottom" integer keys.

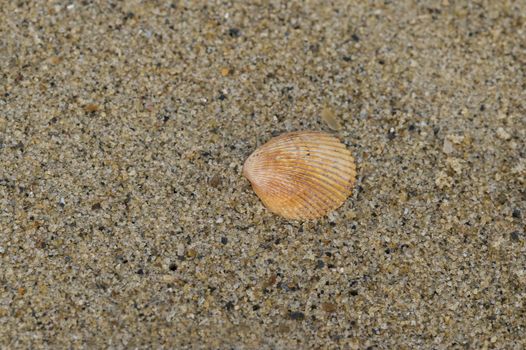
[{"left": 243, "top": 131, "right": 356, "bottom": 220}]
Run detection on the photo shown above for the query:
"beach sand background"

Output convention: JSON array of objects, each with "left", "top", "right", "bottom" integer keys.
[{"left": 1, "top": 1, "right": 525, "bottom": 348}]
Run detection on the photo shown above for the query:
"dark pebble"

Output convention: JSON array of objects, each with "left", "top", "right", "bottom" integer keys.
[
  {"left": 512, "top": 209, "right": 521, "bottom": 219},
  {"left": 387, "top": 130, "right": 396, "bottom": 140},
  {"left": 169, "top": 263, "right": 177, "bottom": 271},
  {"left": 221, "top": 237, "right": 228, "bottom": 244},
  {"left": 309, "top": 44, "right": 319, "bottom": 53},
  {"left": 228, "top": 28, "right": 241, "bottom": 37},
  {"left": 289, "top": 311, "right": 305, "bottom": 321},
  {"left": 91, "top": 203, "right": 102, "bottom": 210},
  {"left": 510, "top": 231, "right": 521, "bottom": 241},
  {"left": 351, "top": 33, "right": 360, "bottom": 42},
  {"left": 209, "top": 174, "right": 222, "bottom": 188},
  {"left": 316, "top": 260, "right": 325, "bottom": 269}
]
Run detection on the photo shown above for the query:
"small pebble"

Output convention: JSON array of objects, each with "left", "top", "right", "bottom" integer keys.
[
  {"left": 320, "top": 106, "right": 341, "bottom": 130},
  {"left": 84, "top": 104, "right": 99, "bottom": 113},
  {"left": 443, "top": 138, "right": 454, "bottom": 154},
  {"left": 496, "top": 127, "right": 511, "bottom": 140},
  {"left": 387, "top": 128, "right": 396, "bottom": 140},
  {"left": 321, "top": 302, "right": 337, "bottom": 313},
  {"left": 209, "top": 174, "right": 222, "bottom": 188},
  {"left": 177, "top": 243, "right": 185, "bottom": 257},
  {"left": 289, "top": 311, "right": 305, "bottom": 321},
  {"left": 228, "top": 28, "right": 240, "bottom": 37}
]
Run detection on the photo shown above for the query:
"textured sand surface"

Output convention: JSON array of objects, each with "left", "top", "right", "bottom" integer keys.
[{"left": 1, "top": 1, "right": 525, "bottom": 349}]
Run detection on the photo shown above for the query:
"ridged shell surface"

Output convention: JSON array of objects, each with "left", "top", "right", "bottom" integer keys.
[{"left": 243, "top": 131, "right": 356, "bottom": 220}]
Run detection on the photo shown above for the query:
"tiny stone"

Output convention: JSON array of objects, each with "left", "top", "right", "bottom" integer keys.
[
  {"left": 50, "top": 56, "right": 62, "bottom": 64},
  {"left": 510, "top": 231, "right": 520, "bottom": 241},
  {"left": 351, "top": 33, "right": 360, "bottom": 42},
  {"left": 387, "top": 128, "right": 396, "bottom": 140},
  {"left": 84, "top": 104, "right": 99, "bottom": 113},
  {"left": 496, "top": 127, "right": 511, "bottom": 140},
  {"left": 512, "top": 209, "right": 521, "bottom": 219},
  {"left": 209, "top": 174, "right": 222, "bottom": 188},
  {"left": 289, "top": 311, "right": 305, "bottom": 321},
  {"left": 221, "top": 237, "right": 228, "bottom": 244},
  {"left": 321, "top": 106, "right": 341, "bottom": 130},
  {"left": 91, "top": 203, "right": 102, "bottom": 210},
  {"left": 225, "top": 301, "right": 234, "bottom": 310},
  {"left": 228, "top": 28, "right": 240, "bottom": 37},
  {"left": 177, "top": 243, "right": 185, "bottom": 257},
  {"left": 491, "top": 336, "right": 497, "bottom": 343},
  {"left": 443, "top": 138, "right": 454, "bottom": 154},
  {"left": 321, "top": 302, "right": 337, "bottom": 313}
]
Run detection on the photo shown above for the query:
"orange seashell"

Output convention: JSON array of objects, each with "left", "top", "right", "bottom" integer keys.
[{"left": 243, "top": 131, "right": 356, "bottom": 220}]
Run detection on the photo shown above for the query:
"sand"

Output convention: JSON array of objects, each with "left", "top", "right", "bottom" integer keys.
[{"left": 1, "top": 1, "right": 525, "bottom": 349}]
